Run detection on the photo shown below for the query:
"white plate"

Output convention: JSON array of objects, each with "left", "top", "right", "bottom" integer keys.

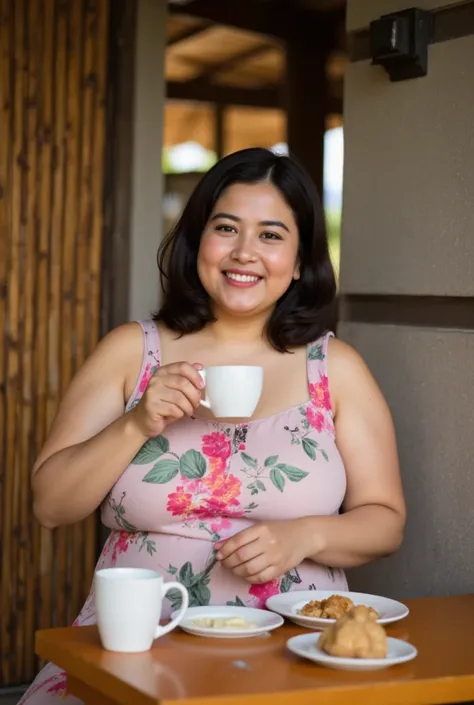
[
  {"left": 266, "top": 590, "right": 409, "bottom": 629},
  {"left": 287, "top": 632, "right": 417, "bottom": 671},
  {"left": 171, "top": 605, "right": 284, "bottom": 639}
]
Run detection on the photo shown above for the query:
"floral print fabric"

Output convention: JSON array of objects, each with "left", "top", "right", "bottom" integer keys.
[{"left": 20, "top": 321, "right": 347, "bottom": 704}]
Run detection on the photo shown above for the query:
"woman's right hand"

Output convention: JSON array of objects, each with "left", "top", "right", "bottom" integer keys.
[{"left": 129, "top": 362, "right": 204, "bottom": 438}]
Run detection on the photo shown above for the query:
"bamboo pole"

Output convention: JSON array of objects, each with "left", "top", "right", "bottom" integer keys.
[
  {"left": 71, "top": 0, "right": 96, "bottom": 618},
  {"left": 34, "top": 0, "right": 54, "bottom": 658},
  {"left": 0, "top": 0, "right": 13, "bottom": 684},
  {"left": 21, "top": 0, "right": 41, "bottom": 680},
  {"left": 4, "top": 0, "right": 25, "bottom": 684},
  {"left": 85, "top": 0, "right": 110, "bottom": 589},
  {"left": 48, "top": 0, "right": 68, "bottom": 630}
]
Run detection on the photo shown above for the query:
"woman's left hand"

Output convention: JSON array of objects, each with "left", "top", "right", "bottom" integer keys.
[{"left": 215, "top": 520, "right": 311, "bottom": 584}]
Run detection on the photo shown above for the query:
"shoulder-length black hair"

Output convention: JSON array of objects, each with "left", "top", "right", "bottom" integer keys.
[{"left": 155, "top": 147, "right": 336, "bottom": 352}]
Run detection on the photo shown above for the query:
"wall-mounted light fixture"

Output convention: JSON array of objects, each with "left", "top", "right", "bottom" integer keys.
[{"left": 370, "top": 8, "right": 434, "bottom": 82}]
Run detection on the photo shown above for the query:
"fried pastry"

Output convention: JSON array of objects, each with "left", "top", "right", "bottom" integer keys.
[
  {"left": 299, "top": 594, "right": 354, "bottom": 619},
  {"left": 318, "top": 605, "right": 388, "bottom": 659},
  {"left": 298, "top": 594, "right": 380, "bottom": 621}
]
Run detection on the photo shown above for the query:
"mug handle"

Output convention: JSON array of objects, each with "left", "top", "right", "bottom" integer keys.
[
  {"left": 155, "top": 582, "right": 189, "bottom": 639},
  {"left": 198, "top": 369, "right": 211, "bottom": 409}
]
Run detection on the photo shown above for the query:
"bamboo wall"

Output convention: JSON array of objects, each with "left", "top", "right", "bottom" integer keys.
[{"left": 0, "top": 0, "right": 110, "bottom": 686}]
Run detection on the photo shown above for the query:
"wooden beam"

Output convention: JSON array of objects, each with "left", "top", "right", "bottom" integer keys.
[
  {"left": 169, "top": 1, "right": 345, "bottom": 47},
  {"left": 166, "top": 79, "right": 343, "bottom": 114},
  {"left": 168, "top": 0, "right": 288, "bottom": 38},
  {"left": 167, "top": 79, "right": 283, "bottom": 108},
  {"left": 192, "top": 42, "right": 276, "bottom": 80},
  {"left": 167, "top": 22, "right": 212, "bottom": 47}
]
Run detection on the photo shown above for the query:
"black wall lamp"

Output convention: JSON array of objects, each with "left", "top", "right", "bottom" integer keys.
[{"left": 370, "top": 8, "right": 434, "bottom": 82}]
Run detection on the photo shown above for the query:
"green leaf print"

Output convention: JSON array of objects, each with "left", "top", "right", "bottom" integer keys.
[
  {"left": 142, "top": 459, "right": 179, "bottom": 484},
  {"left": 264, "top": 455, "right": 279, "bottom": 467},
  {"left": 275, "top": 464, "right": 308, "bottom": 482},
  {"left": 168, "top": 564, "right": 177, "bottom": 575},
  {"left": 241, "top": 452, "right": 258, "bottom": 468},
  {"left": 321, "top": 449, "right": 329, "bottom": 462},
  {"left": 308, "top": 343, "right": 324, "bottom": 361},
  {"left": 189, "top": 583, "right": 211, "bottom": 607},
  {"left": 270, "top": 468, "right": 285, "bottom": 492},
  {"left": 179, "top": 561, "right": 194, "bottom": 587},
  {"left": 227, "top": 596, "right": 245, "bottom": 607},
  {"left": 280, "top": 574, "right": 292, "bottom": 593},
  {"left": 120, "top": 517, "right": 136, "bottom": 532},
  {"left": 302, "top": 438, "right": 317, "bottom": 460},
  {"left": 166, "top": 588, "right": 183, "bottom": 611},
  {"left": 133, "top": 435, "right": 169, "bottom": 464},
  {"left": 256, "top": 480, "right": 266, "bottom": 492},
  {"left": 179, "top": 449, "right": 206, "bottom": 479}
]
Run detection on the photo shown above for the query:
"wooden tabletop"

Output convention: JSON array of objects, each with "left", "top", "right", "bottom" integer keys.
[{"left": 36, "top": 594, "right": 474, "bottom": 705}]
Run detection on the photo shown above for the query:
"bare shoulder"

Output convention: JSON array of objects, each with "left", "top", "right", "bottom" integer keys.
[
  {"left": 326, "top": 336, "right": 386, "bottom": 414},
  {"left": 69, "top": 321, "right": 144, "bottom": 399}
]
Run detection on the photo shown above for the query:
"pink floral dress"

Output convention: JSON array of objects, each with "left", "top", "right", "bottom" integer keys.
[{"left": 20, "top": 320, "right": 347, "bottom": 704}]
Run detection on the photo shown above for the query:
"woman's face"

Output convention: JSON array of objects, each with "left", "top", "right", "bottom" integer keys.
[{"left": 197, "top": 181, "right": 300, "bottom": 319}]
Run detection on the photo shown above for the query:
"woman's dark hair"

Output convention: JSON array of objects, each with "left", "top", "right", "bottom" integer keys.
[{"left": 155, "top": 147, "right": 337, "bottom": 352}]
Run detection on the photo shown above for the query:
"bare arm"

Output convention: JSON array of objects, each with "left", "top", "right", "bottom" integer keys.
[
  {"left": 302, "top": 337, "right": 406, "bottom": 567},
  {"left": 32, "top": 323, "right": 147, "bottom": 529}
]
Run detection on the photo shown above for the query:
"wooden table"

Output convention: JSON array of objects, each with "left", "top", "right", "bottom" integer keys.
[{"left": 36, "top": 594, "right": 474, "bottom": 705}]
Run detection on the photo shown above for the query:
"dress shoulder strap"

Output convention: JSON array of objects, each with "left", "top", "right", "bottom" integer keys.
[
  {"left": 125, "top": 320, "right": 162, "bottom": 411},
  {"left": 307, "top": 331, "right": 333, "bottom": 384},
  {"left": 306, "top": 331, "right": 335, "bottom": 421}
]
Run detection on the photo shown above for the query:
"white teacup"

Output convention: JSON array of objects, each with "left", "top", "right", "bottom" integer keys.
[
  {"left": 94, "top": 568, "right": 188, "bottom": 653},
  {"left": 199, "top": 365, "right": 263, "bottom": 418}
]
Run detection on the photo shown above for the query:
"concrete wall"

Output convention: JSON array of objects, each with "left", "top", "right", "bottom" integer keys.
[
  {"left": 128, "top": 0, "right": 166, "bottom": 321},
  {"left": 340, "top": 1, "right": 474, "bottom": 598}
]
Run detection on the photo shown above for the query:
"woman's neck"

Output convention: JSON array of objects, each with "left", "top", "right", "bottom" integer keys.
[{"left": 205, "top": 311, "right": 269, "bottom": 345}]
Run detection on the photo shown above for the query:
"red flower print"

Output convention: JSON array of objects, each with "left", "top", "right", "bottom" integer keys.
[
  {"left": 309, "top": 374, "right": 331, "bottom": 411},
  {"left": 167, "top": 485, "right": 194, "bottom": 517},
  {"left": 112, "top": 531, "right": 131, "bottom": 564},
  {"left": 249, "top": 580, "right": 280, "bottom": 608},
  {"left": 202, "top": 467, "right": 242, "bottom": 514},
  {"left": 306, "top": 406, "right": 326, "bottom": 432},
  {"left": 139, "top": 363, "right": 156, "bottom": 393},
  {"left": 210, "top": 517, "right": 232, "bottom": 534},
  {"left": 202, "top": 432, "right": 232, "bottom": 461},
  {"left": 46, "top": 672, "right": 67, "bottom": 698}
]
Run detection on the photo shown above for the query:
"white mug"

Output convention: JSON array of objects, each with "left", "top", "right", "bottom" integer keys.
[
  {"left": 199, "top": 365, "right": 263, "bottom": 418},
  {"left": 94, "top": 568, "right": 188, "bottom": 653}
]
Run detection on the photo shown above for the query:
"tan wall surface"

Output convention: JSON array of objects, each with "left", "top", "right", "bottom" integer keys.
[
  {"left": 347, "top": 0, "right": 457, "bottom": 31},
  {"left": 341, "top": 37, "right": 474, "bottom": 296},
  {"left": 341, "top": 0, "right": 474, "bottom": 600},
  {"left": 128, "top": 0, "right": 166, "bottom": 321},
  {"left": 339, "top": 323, "right": 474, "bottom": 598}
]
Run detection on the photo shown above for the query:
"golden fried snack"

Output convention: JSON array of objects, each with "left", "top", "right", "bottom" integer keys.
[
  {"left": 318, "top": 605, "right": 388, "bottom": 659},
  {"left": 321, "top": 594, "right": 354, "bottom": 620},
  {"left": 298, "top": 594, "right": 354, "bottom": 619}
]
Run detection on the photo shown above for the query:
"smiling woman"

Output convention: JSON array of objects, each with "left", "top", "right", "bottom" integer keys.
[
  {"left": 156, "top": 148, "right": 336, "bottom": 352},
  {"left": 24, "top": 148, "right": 405, "bottom": 705}
]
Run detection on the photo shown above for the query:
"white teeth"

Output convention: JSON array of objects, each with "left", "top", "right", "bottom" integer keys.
[{"left": 225, "top": 272, "right": 260, "bottom": 283}]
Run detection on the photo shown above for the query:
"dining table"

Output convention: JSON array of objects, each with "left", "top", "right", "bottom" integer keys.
[{"left": 35, "top": 593, "right": 474, "bottom": 705}]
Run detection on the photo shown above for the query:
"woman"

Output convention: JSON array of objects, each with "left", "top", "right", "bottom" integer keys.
[{"left": 21, "top": 148, "right": 405, "bottom": 703}]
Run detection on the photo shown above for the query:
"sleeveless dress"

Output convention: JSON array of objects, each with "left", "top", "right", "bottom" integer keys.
[{"left": 20, "top": 320, "right": 347, "bottom": 704}]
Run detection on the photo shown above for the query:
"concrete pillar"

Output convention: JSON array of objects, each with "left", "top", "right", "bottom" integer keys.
[
  {"left": 129, "top": 0, "right": 166, "bottom": 321},
  {"left": 339, "top": 1, "right": 474, "bottom": 598}
]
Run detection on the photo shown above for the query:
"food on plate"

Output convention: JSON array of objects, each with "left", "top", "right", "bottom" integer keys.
[
  {"left": 318, "top": 605, "right": 388, "bottom": 659},
  {"left": 299, "top": 594, "right": 354, "bottom": 619},
  {"left": 298, "top": 594, "right": 380, "bottom": 620},
  {"left": 191, "top": 617, "right": 256, "bottom": 629}
]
